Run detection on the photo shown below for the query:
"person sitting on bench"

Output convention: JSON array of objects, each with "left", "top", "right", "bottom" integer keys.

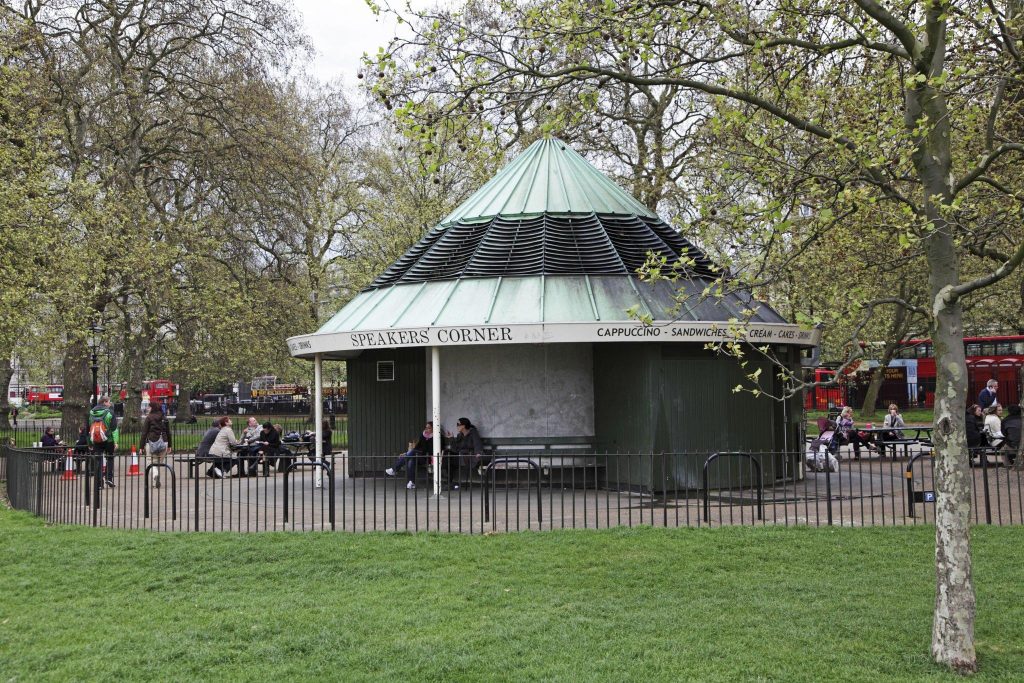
[
  {"left": 255, "top": 422, "right": 283, "bottom": 474},
  {"left": 835, "top": 406, "right": 878, "bottom": 459},
  {"left": 208, "top": 416, "right": 240, "bottom": 478},
  {"left": 385, "top": 420, "right": 435, "bottom": 489},
  {"left": 1000, "top": 405, "right": 1021, "bottom": 469},
  {"left": 966, "top": 404, "right": 985, "bottom": 452},
  {"left": 320, "top": 419, "right": 332, "bottom": 459},
  {"left": 880, "top": 404, "right": 905, "bottom": 441},
  {"left": 73, "top": 426, "right": 90, "bottom": 455},
  {"left": 40, "top": 426, "right": 64, "bottom": 468},
  {"left": 447, "top": 417, "right": 485, "bottom": 486},
  {"left": 40, "top": 426, "right": 64, "bottom": 451},
  {"left": 983, "top": 404, "right": 1005, "bottom": 449},
  {"left": 238, "top": 417, "right": 262, "bottom": 476}
]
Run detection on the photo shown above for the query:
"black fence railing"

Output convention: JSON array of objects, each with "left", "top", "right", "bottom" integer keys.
[{"left": 2, "top": 448, "right": 1021, "bottom": 533}]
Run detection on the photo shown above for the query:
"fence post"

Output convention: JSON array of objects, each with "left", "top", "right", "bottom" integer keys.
[
  {"left": 283, "top": 461, "right": 335, "bottom": 528},
  {"left": 905, "top": 459, "right": 915, "bottom": 518},
  {"left": 979, "top": 450, "right": 993, "bottom": 525},
  {"left": 824, "top": 463, "right": 833, "bottom": 526},
  {"left": 905, "top": 452, "right": 938, "bottom": 520},
  {"left": 92, "top": 454, "right": 101, "bottom": 527},
  {"left": 283, "top": 465, "right": 290, "bottom": 524},
  {"left": 194, "top": 459, "right": 200, "bottom": 531},
  {"left": 483, "top": 458, "right": 542, "bottom": 527},
  {"left": 703, "top": 453, "right": 763, "bottom": 523},
  {"left": 143, "top": 464, "right": 177, "bottom": 521},
  {"left": 35, "top": 456, "right": 44, "bottom": 515},
  {"left": 84, "top": 454, "right": 91, "bottom": 507}
]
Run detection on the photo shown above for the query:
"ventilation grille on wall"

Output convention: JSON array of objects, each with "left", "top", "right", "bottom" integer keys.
[{"left": 376, "top": 361, "right": 395, "bottom": 382}]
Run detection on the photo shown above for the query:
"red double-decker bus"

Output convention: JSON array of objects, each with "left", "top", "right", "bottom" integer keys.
[
  {"left": 25, "top": 384, "right": 64, "bottom": 406},
  {"left": 805, "top": 334, "right": 1024, "bottom": 411},
  {"left": 143, "top": 379, "right": 178, "bottom": 401},
  {"left": 889, "top": 334, "right": 1023, "bottom": 408}
]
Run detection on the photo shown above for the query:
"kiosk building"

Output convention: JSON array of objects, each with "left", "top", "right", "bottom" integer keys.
[{"left": 287, "top": 138, "right": 820, "bottom": 492}]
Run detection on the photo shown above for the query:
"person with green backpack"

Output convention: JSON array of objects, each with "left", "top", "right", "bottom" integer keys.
[{"left": 88, "top": 395, "right": 119, "bottom": 488}]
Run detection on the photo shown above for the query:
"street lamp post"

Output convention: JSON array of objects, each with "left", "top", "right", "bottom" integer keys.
[{"left": 88, "top": 321, "right": 104, "bottom": 407}]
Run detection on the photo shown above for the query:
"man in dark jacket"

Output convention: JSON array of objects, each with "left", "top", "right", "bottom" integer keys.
[
  {"left": 196, "top": 422, "right": 220, "bottom": 458},
  {"left": 965, "top": 404, "right": 985, "bottom": 451},
  {"left": 73, "top": 426, "right": 90, "bottom": 454},
  {"left": 40, "top": 426, "right": 64, "bottom": 451},
  {"left": 194, "top": 420, "right": 223, "bottom": 478},
  {"left": 257, "top": 421, "right": 283, "bottom": 474},
  {"left": 978, "top": 380, "right": 999, "bottom": 410},
  {"left": 1000, "top": 404, "right": 1021, "bottom": 468}
]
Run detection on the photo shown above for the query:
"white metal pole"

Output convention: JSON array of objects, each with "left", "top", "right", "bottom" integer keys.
[
  {"left": 314, "top": 354, "right": 323, "bottom": 489},
  {"left": 431, "top": 346, "right": 442, "bottom": 497}
]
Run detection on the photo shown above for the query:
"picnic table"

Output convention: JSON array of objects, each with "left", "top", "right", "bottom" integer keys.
[
  {"left": 859, "top": 426, "right": 933, "bottom": 459},
  {"left": 175, "top": 441, "right": 317, "bottom": 478}
]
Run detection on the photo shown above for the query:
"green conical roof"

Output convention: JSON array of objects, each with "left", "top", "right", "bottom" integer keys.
[{"left": 439, "top": 137, "right": 657, "bottom": 226}]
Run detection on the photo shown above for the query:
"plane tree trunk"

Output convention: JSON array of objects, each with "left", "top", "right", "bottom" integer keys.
[
  {"left": 860, "top": 291, "right": 913, "bottom": 418},
  {"left": 60, "top": 335, "right": 91, "bottom": 440},
  {"left": 172, "top": 368, "right": 192, "bottom": 422},
  {"left": 906, "top": 78, "right": 977, "bottom": 673},
  {"left": 0, "top": 357, "right": 13, "bottom": 431}
]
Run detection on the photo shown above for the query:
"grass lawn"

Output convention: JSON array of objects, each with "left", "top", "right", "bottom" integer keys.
[{"left": 0, "top": 508, "right": 1021, "bottom": 681}]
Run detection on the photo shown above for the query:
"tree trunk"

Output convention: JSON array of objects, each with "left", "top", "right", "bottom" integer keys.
[
  {"left": 860, "top": 293, "right": 911, "bottom": 418},
  {"left": 905, "top": 76, "right": 977, "bottom": 672},
  {"left": 125, "top": 343, "right": 145, "bottom": 427},
  {"left": 172, "top": 368, "right": 192, "bottom": 422},
  {"left": 924, "top": 231, "right": 977, "bottom": 671},
  {"left": 859, "top": 368, "right": 886, "bottom": 419},
  {"left": 0, "top": 357, "right": 13, "bottom": 431},
  {"left": 61, "top": 336, "right": 91, "bottom": 439},
  {"left": 929, "top": 293, "right": 976, "bottom": 673},
  {"left": 123, "top": 305, "right": 152, "bottom": 428},
  {"left": 1018, "top": 366, "right": 1024, "bottom": 464}
]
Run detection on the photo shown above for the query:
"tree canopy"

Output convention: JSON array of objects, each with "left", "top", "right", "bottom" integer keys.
[{"left": 370, "top": 0, "right": 1024, "bottom": 670}]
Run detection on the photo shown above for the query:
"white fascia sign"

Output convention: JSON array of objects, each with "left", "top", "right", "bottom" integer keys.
[{"left": 286, "top": 322, "right": 822, "bottom": 358}]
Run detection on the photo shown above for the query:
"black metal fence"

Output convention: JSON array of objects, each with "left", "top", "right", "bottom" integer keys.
[{"left": 3, "top": 447, "right": 1021, "bottom": 532}]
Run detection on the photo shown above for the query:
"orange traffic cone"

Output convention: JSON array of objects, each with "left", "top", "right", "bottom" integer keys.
[
  {"left": 61, "top": 449, "right": 76, "bottom": 480},
  {"left": 127, "top": 445, "right": 141, "bottom": 476}
]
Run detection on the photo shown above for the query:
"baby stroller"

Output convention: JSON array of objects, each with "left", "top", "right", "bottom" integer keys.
[{"left": 805, "top": 417, "right": 840, "bottom": 473}]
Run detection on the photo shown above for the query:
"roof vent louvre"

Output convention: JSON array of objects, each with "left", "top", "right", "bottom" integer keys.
[{"left": 364, "top": 213, "right": 717, "bottom": 291}]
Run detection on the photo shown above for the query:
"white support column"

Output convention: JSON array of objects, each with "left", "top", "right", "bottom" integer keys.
[
  {"left": 314, "top": 353, "right": 323, "bottom": 489},
  {"left": 431, "top": 346, "right": 442, "bottom": 497}
]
